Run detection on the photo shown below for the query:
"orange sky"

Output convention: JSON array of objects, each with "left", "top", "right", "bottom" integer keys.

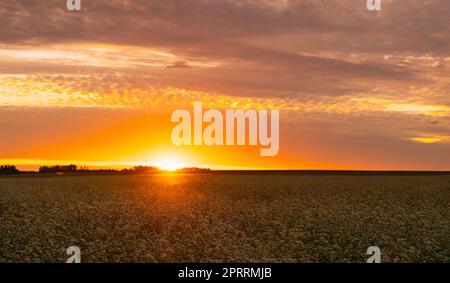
[{"left": 1, "top": 0, "right": 450, "bottom": 171}]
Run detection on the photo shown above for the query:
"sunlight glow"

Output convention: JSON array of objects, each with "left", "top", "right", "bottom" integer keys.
[
  {"left": 158, "top": 157, "right": 185, "bottom": 172},
  {"left": 409, "top": 136, "right": 450, "bottom": 144}
]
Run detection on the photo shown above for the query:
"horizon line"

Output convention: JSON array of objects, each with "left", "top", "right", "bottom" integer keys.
[
  {"left": 2, "top": 166, "right": 450, "bottom": 175},
  {"left": 2, "top": 159, "right": 450, "bottom": 173}
]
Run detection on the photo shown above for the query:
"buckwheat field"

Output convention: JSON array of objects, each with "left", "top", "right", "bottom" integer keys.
[{"left": 0, "top": 174, "right": 449, "bottom": 263}]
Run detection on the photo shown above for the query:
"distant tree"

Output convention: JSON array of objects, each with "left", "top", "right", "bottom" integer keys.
[
  {"left": 0, "top": 165, "right": 20, "bottom": 174},
  {"left": 39, "top": 165, "right": 77, "bottom": 173},
  {"left": 133, "top": 166, "right": 160, "bottom": 173},
  {"left": 176, "top": 167, "right": 211, "bottom": 173},
  {"left": 78, "top": 166, "right": 90, "bottom": 172}
]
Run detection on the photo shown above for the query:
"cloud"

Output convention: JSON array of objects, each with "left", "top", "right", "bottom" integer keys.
[
  {"left": 1, "top": 0, "right": 450, "bottom": 169},
  {"left": 1, "top": 1, "right": 449, "bottom": 52},
  {"left": 166, "top": 61, "right": 190, "bottom": 68},
  {"left": 409, "top": 136, "right": 450, "bottom": 144},
  {"left": 1, "top": 0, "right": 448, "bottom": 100}
]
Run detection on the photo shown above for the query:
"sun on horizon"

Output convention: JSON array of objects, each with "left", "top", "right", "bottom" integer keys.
[{"left": 157, "top": 157, "right": 186, "bottom": 172}]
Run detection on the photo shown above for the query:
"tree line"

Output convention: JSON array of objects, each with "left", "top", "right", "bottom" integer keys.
[
  {"left": 0, "top": 165, "right": 210, "bottom": 175},
  {"left": 0, "top": 165, "right": 20, "bottom": 174}
]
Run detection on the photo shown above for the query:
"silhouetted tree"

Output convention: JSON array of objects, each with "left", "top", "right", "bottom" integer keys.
[
  {"left": 177, "top": 167, "right": 211, "bottom": 173},
  {"left": 0, "top": 165, "right": 20, "bottom": 174},
  {"left": 133, "top": 166, "right": 160, "bottom": 173},
  {"left": 39, "top": 164, "right": 77, "bottom": 173}
]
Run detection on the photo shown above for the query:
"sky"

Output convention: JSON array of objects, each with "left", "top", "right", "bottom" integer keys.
[{"left": 0, "top": 0, "right": 449, "bottom": 170}]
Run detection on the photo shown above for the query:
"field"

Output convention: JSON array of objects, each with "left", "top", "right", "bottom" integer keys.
[{"left": 0, "top": 173, "right": 449, "bottom": 263}]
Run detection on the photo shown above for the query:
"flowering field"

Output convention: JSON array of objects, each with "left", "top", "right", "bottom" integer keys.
[{"left": 0, "top": 173, "right": 449, "bottom": 263}]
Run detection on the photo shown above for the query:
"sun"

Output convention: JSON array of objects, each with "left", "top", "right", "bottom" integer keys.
[{"left": 158, "top": 157, "right": 184, "bottom": 172}]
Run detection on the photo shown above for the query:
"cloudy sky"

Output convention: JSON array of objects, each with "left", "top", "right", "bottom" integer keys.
[{"left": 0, "top": 0, "right": 449, "bottom": 170}]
